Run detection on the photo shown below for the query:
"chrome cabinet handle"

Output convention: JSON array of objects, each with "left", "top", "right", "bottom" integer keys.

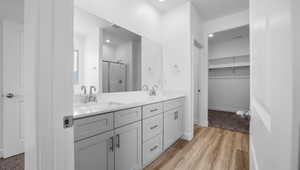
[
  {"left": 150, "top": 145, "right": 158, "bottom": 152},
  {"left": 109, "top": 136, "right": 114, "bottom": 151},
  {"left": 116, "top": 134, "right": 120, "bottom": 148},
  {"left": 174, "top": 111, "right": 179, "bottom": 120},
  {"left": 6, "top": 93, "right": 15, "bottom": 99},
  {"left": 150, "top": 108, "right": 158, "bottom": 112},
  {"left": 150, "top": 125, "right": 158, "bottom": 130}
]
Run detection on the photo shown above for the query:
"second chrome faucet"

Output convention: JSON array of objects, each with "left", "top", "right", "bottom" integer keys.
[{"left": 81, "top": 85, "right": 97, "bottom": 103}]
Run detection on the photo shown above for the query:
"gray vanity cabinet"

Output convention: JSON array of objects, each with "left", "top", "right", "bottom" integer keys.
[
  {"left": 163, "top": 99, "right": 184, "bottom": 150},
  {"left": 115, "top": 121, "right": 142, "bottom": 170},
  {"left": 75, "top": 131, "right": 114, "bottom": 170},
  {"left": 74, "top": 97, "right": 185, "bottom": 170},
  {"left": 74, "top": 107, "right": 142, "bottom": 170}
]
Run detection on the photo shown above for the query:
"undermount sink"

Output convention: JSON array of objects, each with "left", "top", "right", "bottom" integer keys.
[{"left": 74, "top": 101, "right": 124, "bottom": 113}]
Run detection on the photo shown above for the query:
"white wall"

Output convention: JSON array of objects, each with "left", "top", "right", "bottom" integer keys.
[
  {"left": 83, "top": 32, "right": 100, "bottom": 90},
  {"left": 103, "top": 45, "right": 116, "bottom": 60},
  {"left": 74, "top": 34, "right": 85, "bottom": 88},
  {"left": 250, "top": 0, "right": 295, "bottom": 169},
  {"left": 162, "top": 2, "right": 193, "bottom": 140},
  {"left": 0, "top": 0, "right": 24, "bottom": 157},
  {"left": 132, "top": 40, "right": 142, "bottom": 91},
  {"left": 141, "top": 37, "right": 163, "bottom": 88},
  {"left": 75, "top": 0, "right": 161, "bottom": 43},
  {"left": 205, "top": 10, "right": 249, "bottom": 34},
  {"left": 74, "top": 7, "right": 108, "bottom": 93},
  {"left": 208, "top": 36, "right": 249, "bottom": 58},
  {"left": 208, "top": 33, "right": 250, "bottom": 112},
  {"left": 208, "top": 78, "right": 250, "bottom": 112},
  {"left": 201, "top": 10, "right": 250, "bottom": 126}
]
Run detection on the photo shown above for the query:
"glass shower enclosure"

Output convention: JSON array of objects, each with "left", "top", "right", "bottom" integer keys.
[{"left": 102, "top": 60, "right": 127, "bottom": 93}]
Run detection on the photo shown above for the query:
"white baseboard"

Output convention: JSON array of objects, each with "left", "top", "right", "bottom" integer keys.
[
  {"left": 208, "top": 106, "right": 249, "bottom": 113},
  {"left": 199, "top": 120, "right": 208, "bottom": 127},
  {"left": 250, "top": 139, "right": 259, "bottom": 170},
  {"left": 182, "top": 131, "right": 193, "bottom": 141}
]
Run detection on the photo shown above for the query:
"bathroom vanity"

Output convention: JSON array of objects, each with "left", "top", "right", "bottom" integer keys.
[
  {"left": 72, "top": 7, "right": 180, "bottom": 170},
  {"left": 73, "top": 92, "right": 185, "bottom": 170}
]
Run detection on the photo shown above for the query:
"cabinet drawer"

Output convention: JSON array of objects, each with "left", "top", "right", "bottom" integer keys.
[
  {"left": 164, "top": 98, "right": 185, "bottom": 111},
  {"left": 143, "top": 114, "right": 163, "bottom": 142},
  {"left": 143, "top": 134, "right": 162, "bottom": 167},
  {"left": 74, "top": 113, "right": 114, "bottom": 141},
  {"left": 143, "top": 102, "right": 163, "bottom": 119},
  {"left": 115, "top": 107, "right": 142, "bottom": 128}
]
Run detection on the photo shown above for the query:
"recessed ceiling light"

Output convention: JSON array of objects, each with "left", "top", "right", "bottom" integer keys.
[
  {"left": 208, "top": 33, "right": 214, "bottom": 38},
  {"left": 158, "top": 0, "right": 165, "bottom": 2},
  {"left": 106, "top": 39, "right": 111, "bottom": 43}
]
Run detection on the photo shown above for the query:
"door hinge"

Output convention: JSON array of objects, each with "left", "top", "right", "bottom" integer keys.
[{"left": 63, "top": 116, "right": 74, "bottom": 129}]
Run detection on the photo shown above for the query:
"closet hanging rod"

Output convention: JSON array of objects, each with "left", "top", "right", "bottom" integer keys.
[{"left": 102, "top": 60, "right": 126, "bottom": 65}]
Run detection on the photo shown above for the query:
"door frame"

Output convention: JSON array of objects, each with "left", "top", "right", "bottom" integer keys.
[{"left": 24, "top": 0, "right": 74, "bottom": 169}]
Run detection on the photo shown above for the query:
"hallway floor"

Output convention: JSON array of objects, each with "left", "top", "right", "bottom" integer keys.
[
  {"left": 0, "top": 127, "right": 249, "bottom": 170},
  {"left": 0, "top": 153, "right": 24, "bottom": 170},
  {"left": 208, "top": 110, "right": 250, "bottom": 133},
  {"left": 145, "top": 126, "right": 249, "bottom": 170}
]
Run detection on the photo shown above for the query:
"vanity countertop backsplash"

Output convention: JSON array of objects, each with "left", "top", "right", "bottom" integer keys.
[{"left": 73, "top": 90, "right": 185, "bottom": 119}]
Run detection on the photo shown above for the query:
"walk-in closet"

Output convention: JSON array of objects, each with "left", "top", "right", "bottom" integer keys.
[{"left": 208, "top": 25, "right": 250, "bottom": 133}]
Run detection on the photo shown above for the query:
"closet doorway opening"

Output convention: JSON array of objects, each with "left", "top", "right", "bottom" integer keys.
[{"left": 207, "top": 25, "right": 250, "bottom": 133}]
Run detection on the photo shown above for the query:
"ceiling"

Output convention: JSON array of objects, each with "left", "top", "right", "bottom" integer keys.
[
  {"left": 208, "top": 25, "right": 249, "bottom": 44},
  {"left": 147, "top": 0, "right": 249, "bottom": 20},
  {"left": 146, "top": 0, "right": 189, "bottom": 13},
  {"left": 103, "top": 25, "right": 140, "bottom": 47}
]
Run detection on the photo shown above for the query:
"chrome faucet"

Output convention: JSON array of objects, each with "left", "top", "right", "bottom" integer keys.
[
  {"left": 88, "top": 86, "right": 97, "bottom": 103},
  {"left": 149, "top": 85, "right": 159, "bottom": 96},
  {"left": 142, "top": 84, "right": 149, "bottom": 91},
  {"left": 81, "top": 85, "right": 87, "bottom": 95},
  {"left": 81, "top": 85, "right": 89, "bottom": 103},
  {"left": 80, "top": 85, "right": 97, "bottom": 103}
]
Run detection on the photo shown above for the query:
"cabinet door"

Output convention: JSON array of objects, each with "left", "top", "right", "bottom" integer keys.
[
  {"left": 75, "top": 131, "right": 114, "bottom": 170},
  {"left": 164, "top": 107, "right": 183, "bottom": 149},
  {"left": 115, "top": 121, "right": 142, "bottom": 170},
  {"left": 175, "top": 107, "right": 183, "bottom": 140}
]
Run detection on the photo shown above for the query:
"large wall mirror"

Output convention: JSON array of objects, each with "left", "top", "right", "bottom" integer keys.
[
  {"left": 73, "top": 7, "right": 143, "bottom": 94},
  {"left": 73, "top": 7, "right": 163, "bottom": 95}
]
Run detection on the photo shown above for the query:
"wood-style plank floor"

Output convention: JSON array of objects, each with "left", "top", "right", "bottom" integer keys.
[
  {"left": 144, "top": 126, "right": 249, "bottom": 170},
  {"left": 0, "top": 127, "right": 249, "bottom": 170},
  {"left": 0, "top": 153, "right": 24, "bottom": 170}
]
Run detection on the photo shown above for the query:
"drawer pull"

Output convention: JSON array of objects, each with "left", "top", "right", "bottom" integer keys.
[
  {"left": 150, "top": 145, "right": 158, "bottom": 152},
  {"left": 109, "top": 136, "right": 114, "bottom": 151},
  {"left": 150, "top": 125, "right": 158, "bottom": 130},
  {"left": 150, "top": 108, "right": 158, "bottom": 112},
  {"left": 174, "top": 111, "right": 179, "bottom": 120},
  {"left": 116, "top": 134, "right": 120, "bottom": 148}
]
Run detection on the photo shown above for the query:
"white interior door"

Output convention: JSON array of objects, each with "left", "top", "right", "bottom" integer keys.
[
  {"left": 2, "top": 21, "right": 24, "bottom": 158},
  {"left": 192, "top": 39, "right": 202, "bottom": 125}
]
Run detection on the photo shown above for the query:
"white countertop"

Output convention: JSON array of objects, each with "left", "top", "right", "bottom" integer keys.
[{"left": 73, "top": 91, "right": 186, "bottom": 119}]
